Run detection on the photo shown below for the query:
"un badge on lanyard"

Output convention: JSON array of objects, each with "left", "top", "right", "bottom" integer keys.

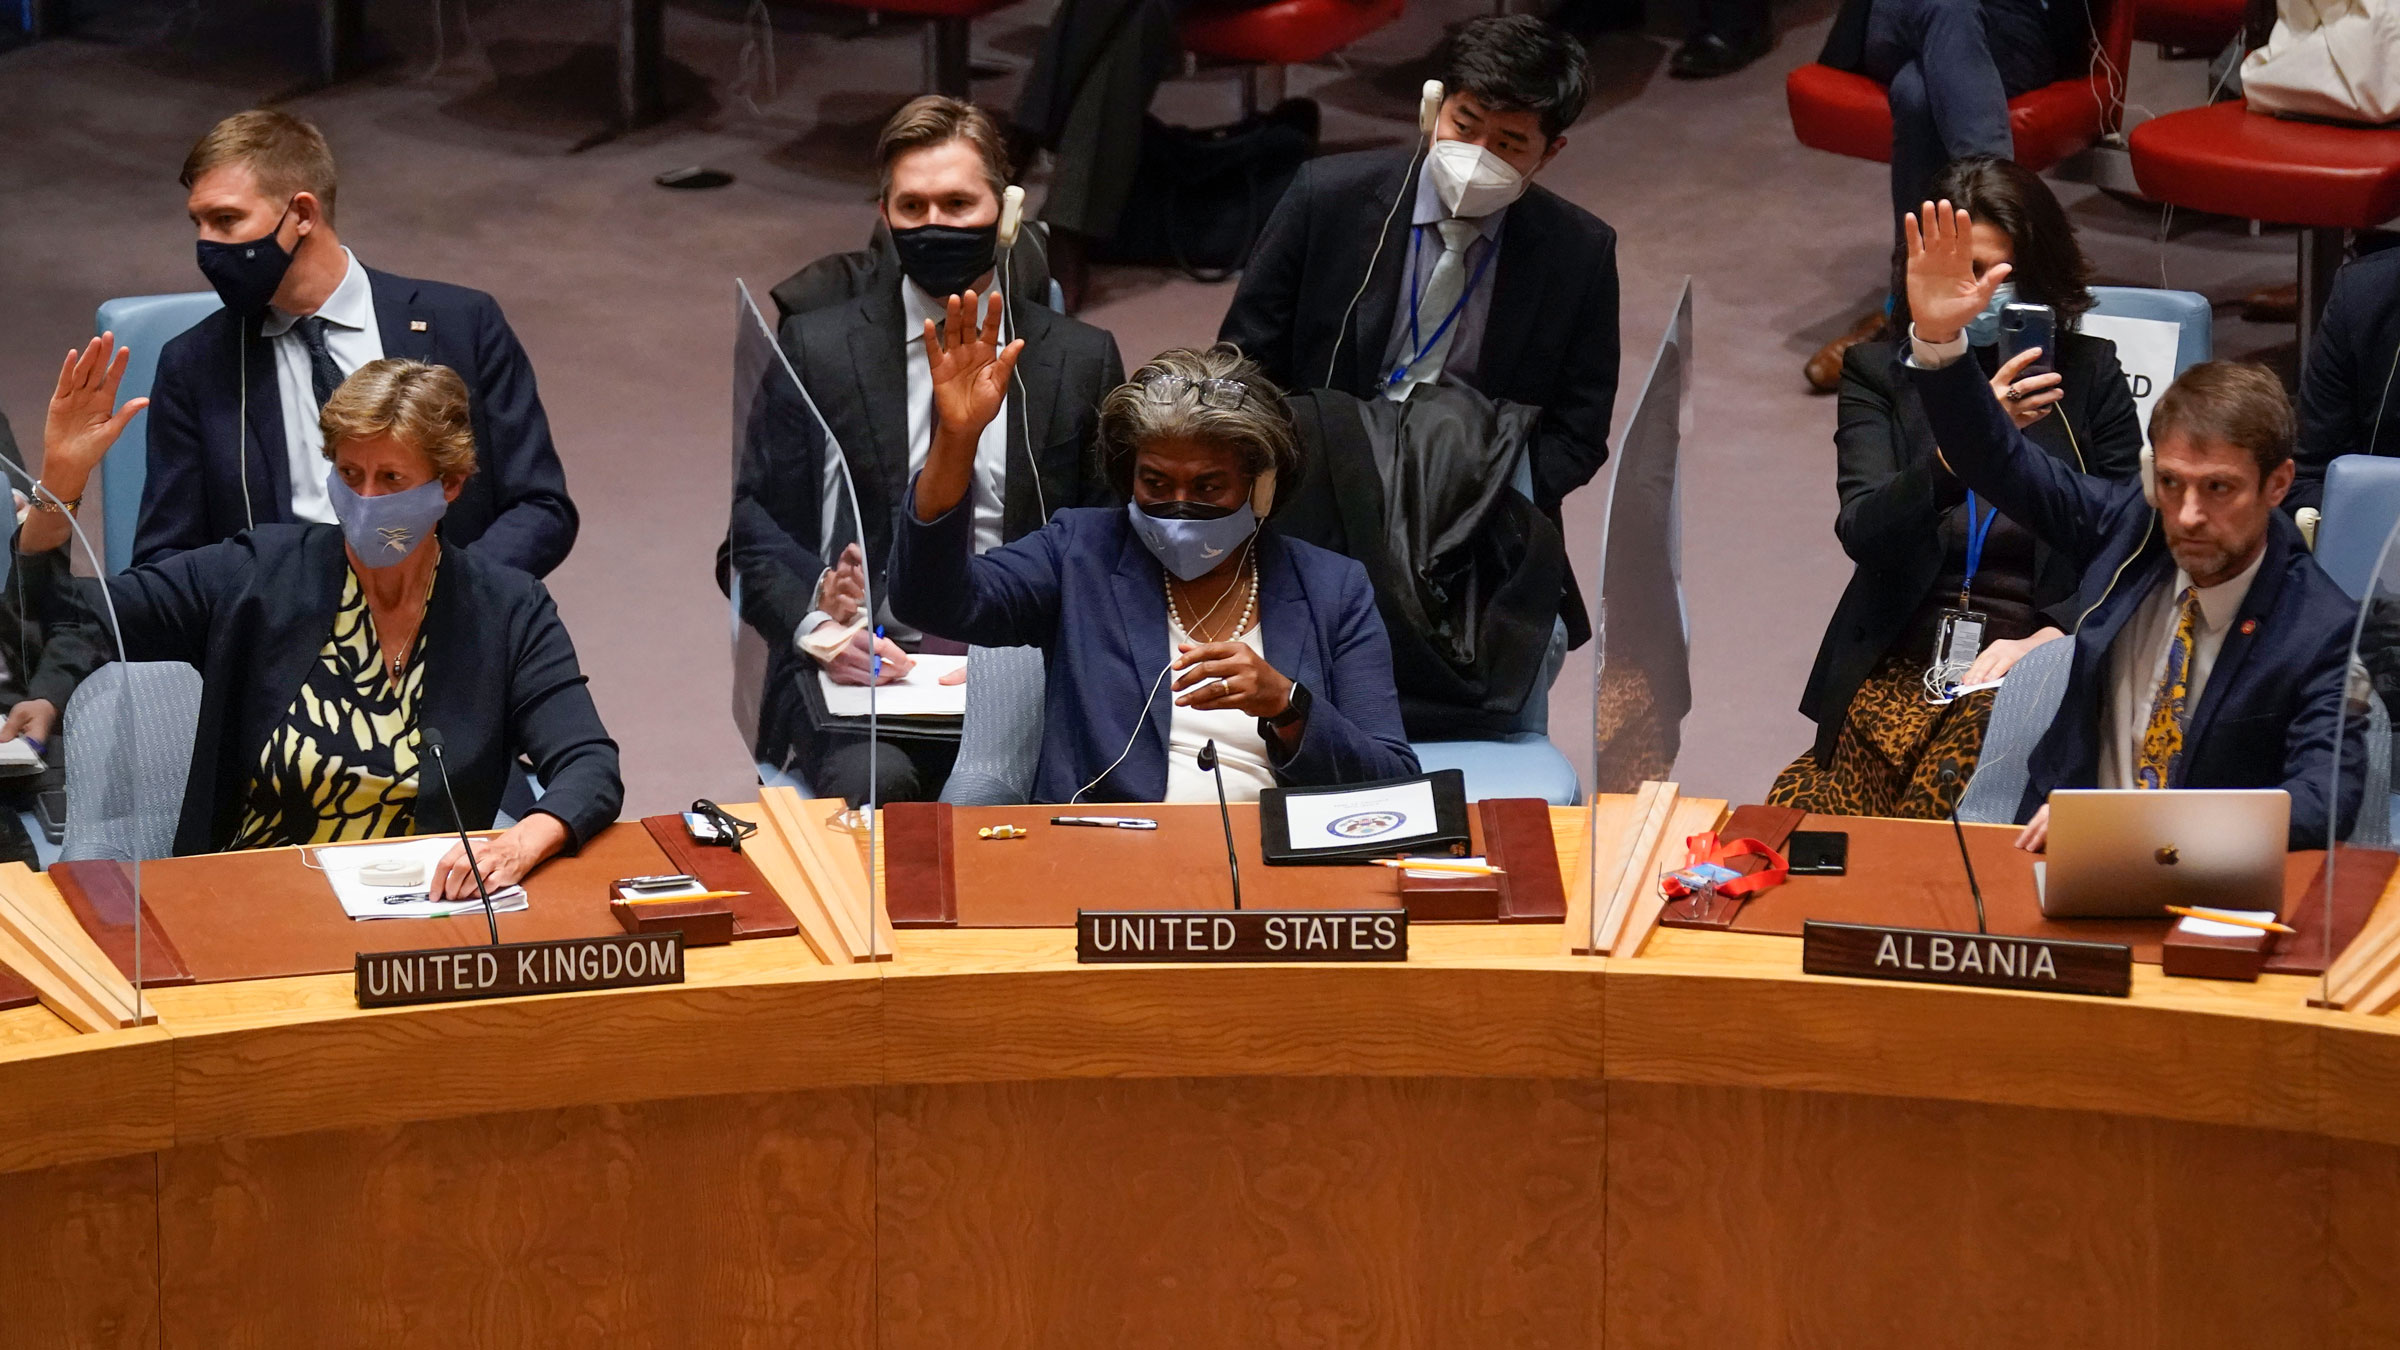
[{"left": 1926, "top": 492, "right": 1998, "bottom": 701}]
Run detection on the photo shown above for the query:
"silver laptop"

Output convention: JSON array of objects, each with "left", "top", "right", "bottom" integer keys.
[{"left": 2034, "top": 789, "right": 2290, "bottom": 919}]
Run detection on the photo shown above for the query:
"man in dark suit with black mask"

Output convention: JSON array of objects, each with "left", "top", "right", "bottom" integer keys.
[
  {"left": 141, "top": 110, "right": 577, "bottom": 577},
  {"left": 1218, "top": 15, "right": 1619, "bottom": 654},
  {"left": 724, "top": 96, "right": 1124, "bottom": 803}
]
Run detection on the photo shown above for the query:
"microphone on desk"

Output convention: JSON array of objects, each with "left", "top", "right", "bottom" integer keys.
[
  {"left": 1938, "top": 766, "right": 1989, "bottom": 935},
  {"left": 421, "top": 727, "right": 501, "bottom": 946},
  {"left": 1198, "top": 739, "right": 1243, "bottom": 911}
]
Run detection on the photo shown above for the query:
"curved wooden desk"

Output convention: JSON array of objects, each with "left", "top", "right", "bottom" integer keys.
[{"left": 5, "top": 811, "right": 2400, "bottom": 1347}]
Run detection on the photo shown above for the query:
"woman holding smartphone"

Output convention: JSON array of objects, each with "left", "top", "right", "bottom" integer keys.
[{"left": 1771, "top": 155, "right": 2143, "bottom": 818}]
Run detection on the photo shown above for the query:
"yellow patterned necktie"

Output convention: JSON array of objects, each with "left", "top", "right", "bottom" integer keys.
[{"left": 2136, "top": 587, "right": 2202, "bottom": 789}]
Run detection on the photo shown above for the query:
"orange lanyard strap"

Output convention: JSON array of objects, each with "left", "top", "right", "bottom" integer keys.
[{"left": 1659, "top": 831, "right": 1789, "bottom": 899}]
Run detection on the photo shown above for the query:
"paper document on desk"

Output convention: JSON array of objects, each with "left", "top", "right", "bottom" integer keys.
[
  {"left": 313, "top": 836, "right": 530, "bottom": 920},
  {"left": 0, "top": 737, "right": 44, "bottom": 776},
  {"left": 2175, "top": 909, "right": 2278, "bottom": 938},
  {"left": 818, "top": 653, "right": 969, "bottom": 718},
  {"left": 1280, "top": 778, "right": 1444, "bottom": 853}
]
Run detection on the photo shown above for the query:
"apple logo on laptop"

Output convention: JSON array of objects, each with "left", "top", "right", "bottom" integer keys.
[{"left": 2155, "top": 845, "right": 2180, "bottom": 866}]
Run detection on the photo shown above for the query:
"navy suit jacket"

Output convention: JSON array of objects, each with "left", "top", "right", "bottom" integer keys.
[
  {"left": 889, "top": 498, "right": 1420, "bottom": 803},
  {"left": 40, "top": 525, "right": 621, "bottom": 856},
  {"left": 2292, "top": 244, "right": 2400, "bottom": 513},
  {"left": 1909, "top": 355, "right": 2364, "bottom": 848},
  {"left": 139, "top": 269, "right": 578, "bottom": 577}
]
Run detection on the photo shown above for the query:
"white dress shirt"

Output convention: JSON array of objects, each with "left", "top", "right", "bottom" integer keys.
[
  {"left": 1163, "top": 623, "right": 1279, "bottom": 803},
  {"left": 260, "top": 248, "right": 381, "bottom": 524},
  {"left": 902, "top": 281, "right": 1010, "bottom": 556},
  {"left": 2096, "top": 551, "right": 2264, "bottom": 789}
]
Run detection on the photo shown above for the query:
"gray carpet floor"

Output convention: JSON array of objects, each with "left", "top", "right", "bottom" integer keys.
[{"left": 0, "top": 0, "right": 2305, "bottom": 814}]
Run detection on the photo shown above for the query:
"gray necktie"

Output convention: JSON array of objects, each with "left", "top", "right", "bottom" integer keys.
[
  {"left": 1386, "top": 218, "right": 1482, "bottom": 401},
  {"left": 292, "top": 315, "right": 346, "bottom": 409}
]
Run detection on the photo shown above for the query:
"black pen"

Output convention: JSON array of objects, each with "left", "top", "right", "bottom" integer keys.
[{"left": 1050, "top": 816, "right": 1160, "bottom": 830}]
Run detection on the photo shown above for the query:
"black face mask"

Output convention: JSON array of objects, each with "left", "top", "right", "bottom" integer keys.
[
  {"left": 1139, "top": 498, "right": 1238, "bottom": 521},
  {"left": 196, "top": 202, "right": 298, "bottom": 316},
  {"left": 891, "top": 222, "right": 999, "bottom": 299}
]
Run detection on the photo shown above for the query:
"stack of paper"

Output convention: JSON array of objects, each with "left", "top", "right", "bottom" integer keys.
[{"left": 313, "top": 836, "right": 531, "bottom": 921}]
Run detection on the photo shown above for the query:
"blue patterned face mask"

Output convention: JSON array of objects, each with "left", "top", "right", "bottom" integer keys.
[
  {"left": 1126, "top": 499, "right": 1257, "bottom": 582},
  {"left": 326, "top": 470, "right": 449, "bottom": 567},
  {"left": 1963, "top": 280, "right": 2018, "bottom": 347}
]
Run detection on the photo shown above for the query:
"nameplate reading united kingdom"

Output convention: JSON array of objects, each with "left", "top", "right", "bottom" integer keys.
[
  {"left": 1801, "top": 919, "right": 2130, "bottom": 998},
  {"left": 356, "top": 932, "right": 686, "bottom": 1008},
  {"left": 1077, "top": 909, "right": 1408, "bottom": 963}
]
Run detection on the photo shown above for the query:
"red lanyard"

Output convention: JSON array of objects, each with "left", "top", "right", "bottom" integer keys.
[{"left": 1658, "top": 831, "right": 1789, "bottom": 899}]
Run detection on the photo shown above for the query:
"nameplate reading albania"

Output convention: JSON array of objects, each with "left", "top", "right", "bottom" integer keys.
[
  {"left": 1077, "top": 909, "right": 1408, "bottom": 963},
  {"left": 356, "top": 931, "right": 686, "bottom": 1008},
  {"left": 1801, "top": 919, "right": 2131, "bottom": 998}
]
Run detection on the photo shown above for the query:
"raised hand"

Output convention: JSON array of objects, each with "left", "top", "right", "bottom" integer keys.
[
  {"left": 1903, "top": 200, "right": 2012, "bottom": 346},
  {"left": 43, "top": 334, "right": 148, "bottom": 490},
  {"left": 924, "top": 289, "right": 1022, "bottom": 448}
]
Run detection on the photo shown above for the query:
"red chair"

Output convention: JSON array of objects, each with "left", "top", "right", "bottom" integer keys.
[
  {"left": 1180, "top": 0, "right": 1406, "bottom": 116},
  {"left": 813, "top": 0, "right": 1026, "bottom": 98},
  {"left": 2132, "top": 0, "right": 2244, "bottom": 52},
  {"left": 1785, "top": 0, "right": 2135, "bottom": 174},
  {"left": 2130, "top": 99, "right": 2400, "bottom": 355}
]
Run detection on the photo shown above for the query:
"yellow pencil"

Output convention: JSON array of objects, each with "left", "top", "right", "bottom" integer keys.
[
  {"left": 619, "top": 889, "right": 750, "bottom": 905},
  {"left": 2165, "top": 905, "right": 2296, "bottom": 934},
  {"left": 1371, "top": 859, "right": 1507, "bottom": 876}
]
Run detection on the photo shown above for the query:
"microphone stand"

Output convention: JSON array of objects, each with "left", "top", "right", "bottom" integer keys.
[
  {"left": 1199, "top": 739, "right": 1243, "bottom": 910},
  {"left": 1940, "top": 767, "right": 1988, "bottom": 935},
  {"left": 423, "top": 728, "right": 501, "bottom": 946}
]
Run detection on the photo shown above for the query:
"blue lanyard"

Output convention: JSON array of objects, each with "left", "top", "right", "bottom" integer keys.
[
  {"left": 1386, "top": 225, "right": 1497, "bottom": 388},
  {"left": 1960, "top": 492, "right": 1997, "bottom": 607}
]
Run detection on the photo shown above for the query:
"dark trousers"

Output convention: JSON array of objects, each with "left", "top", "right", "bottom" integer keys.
[
  {"left": 1862, "top": 0, "right": 2057, "bottom": 222},
  {"left": 803, "top": 732, "right": 959, "bottom": 809}
]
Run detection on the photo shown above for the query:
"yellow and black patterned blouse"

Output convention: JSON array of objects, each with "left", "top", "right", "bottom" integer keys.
[{"left": 230, "top": 565, "right": 432, "bottom": 848}]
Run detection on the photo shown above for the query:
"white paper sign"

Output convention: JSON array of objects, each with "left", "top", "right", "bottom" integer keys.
[
  {"left": 2078, "top": 313, "right": 2183, "bottom": 434},
  {"left": 1279, "top": 779, "right": 1442, "bottom": 853}
]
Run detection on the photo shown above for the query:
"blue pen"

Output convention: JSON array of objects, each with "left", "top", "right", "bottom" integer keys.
[
  {"left": 21, "top": 735, "right": 43, "bottom": 759},
  {"left": 872, "top": 625, "right": 884, "bottom": 680}
]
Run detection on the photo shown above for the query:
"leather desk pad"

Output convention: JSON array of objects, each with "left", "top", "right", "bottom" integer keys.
[
  {"left": 1726, "top": 812, "right": 2396, "bottom": 974},
  {"left": 55, "top": 823, "right": 692, "bottom": 985},
  {"left": 0, "top": 966, "right": 33, "bottom": 1012},
  {"left": 937, "top": 804, "right": 1422, "bottom": 927}
]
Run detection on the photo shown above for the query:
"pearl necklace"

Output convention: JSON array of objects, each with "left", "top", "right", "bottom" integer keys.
[{"left": 1165, "top": 560, "right": 1258, "bottom": 643}]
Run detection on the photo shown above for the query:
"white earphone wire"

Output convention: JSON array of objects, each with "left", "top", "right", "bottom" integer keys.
[{"left": 1069, "top": 534, "right": 1257, "bottom": 803}]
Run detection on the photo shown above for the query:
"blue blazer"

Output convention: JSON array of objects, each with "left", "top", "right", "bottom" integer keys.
[
  {"left": 889, "top": 497, "right": 1420, "bottom": 803},
  {"left": 138, "top": 269, "right": 579, "bottom": 577},
  {"left": 1909, "top": 356, "right": 2364, "bottom": 848}
]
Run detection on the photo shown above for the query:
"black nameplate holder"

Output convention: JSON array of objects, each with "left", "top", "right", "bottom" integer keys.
[
  {"left": 356, "top": 931, "right": 687, "bottom": 1008},
  {"left": 1801, "top": 919, "right": 2131, "bottom": 998},
  {"left": 1077, "top": 909, "right": 1408, "bottom": 963}
]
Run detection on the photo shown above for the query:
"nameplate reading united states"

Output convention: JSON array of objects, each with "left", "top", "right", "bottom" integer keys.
[
  {"left": 1077, "top": 909, "right": 1408, "bottom": 963},
  {"left": 356, "top": 932, "right": 686, "bottom": 1008},
  {"left": 1801, "top": 919, "right": 2130, "bottom": 998}
]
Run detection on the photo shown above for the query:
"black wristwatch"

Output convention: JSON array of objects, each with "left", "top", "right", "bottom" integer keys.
[{"left": 1260, "top": 681, "right": 1311, "bottom": 737}]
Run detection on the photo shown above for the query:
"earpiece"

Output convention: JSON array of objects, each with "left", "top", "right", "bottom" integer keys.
[
  {"left": 1324, "top": 81, "right": 1448, "bottom": 390},
  {"left": 1250, "top": 466, "right": 1277, "bottom": 519},
  {"left": 2140, "top": 444, "right": 2157, "bottom": 508},
  {"left": 1419, "top": 80, "right": 1444, "bottom": 136},
  {"left": 997, "top": 184, "right": 1025, "bottom": 253}
]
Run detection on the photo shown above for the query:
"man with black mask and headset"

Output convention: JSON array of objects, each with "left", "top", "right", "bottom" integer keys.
[
  {"left": 141, "top": 110, "right": 577, "bottom": 577},
  {"left": 724, "top": 95, "right": 1124, "bottom": 805}
]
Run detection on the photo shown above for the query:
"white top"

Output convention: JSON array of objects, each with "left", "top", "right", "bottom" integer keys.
[
  {"left": 1163, "top": 623, "right": 1279, "bottom": 804},
  {"left": 261, "top": 248, "right": 382, "bottom": 525},
  {"left": 902, "top": 281, "right": 1010, "bottom": 556},
  {"left": 2097, "top": 551, "right": 2265, "bottom": 789}
]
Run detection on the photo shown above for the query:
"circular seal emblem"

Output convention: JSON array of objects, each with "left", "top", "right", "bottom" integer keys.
[{"left": 1327, "top": 810, "right": 1407, "bottom": 840}]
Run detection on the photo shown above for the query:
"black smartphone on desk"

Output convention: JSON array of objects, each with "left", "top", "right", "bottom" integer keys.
[{"left": 1786, "top": 830, "right": 1848, "bottom": 876}]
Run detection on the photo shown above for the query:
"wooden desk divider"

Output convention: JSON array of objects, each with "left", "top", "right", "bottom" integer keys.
[
  {"left": 2310, "top": 853, "right": 2400, "bottom": 1010},
  {"left": 0, "top": 866, "right": 153, "bottom": 1030},
  {"left": 1577, "top": 782, "right": 1678, "bottom": 957},
  {"left": 743, "top": 788, "right": 895, "bottom": 964},
  {"left": 882, "top": 802, "right": 957, "bottom": 927}
]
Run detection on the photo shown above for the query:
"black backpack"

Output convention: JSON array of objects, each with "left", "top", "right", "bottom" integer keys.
[{"left": 1098, "top": 97, "right": 1320, "bottom": 282}]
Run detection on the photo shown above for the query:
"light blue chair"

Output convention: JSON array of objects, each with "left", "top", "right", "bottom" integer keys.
[
  {"left": 1404, "top": 450, "right": 1582, "bottom": 804},
  {"left": 2313, "top": 455, "right": 2400, "bottom": 601},
  {"left": 940, "top": 645, "right": 1046, "bottom": 805},
  {"left": 2083, "top": 285, "right": 2212, "bottom": 379},
  {"left": 93, "top": 293, "right": 221, "bottom": 574}
]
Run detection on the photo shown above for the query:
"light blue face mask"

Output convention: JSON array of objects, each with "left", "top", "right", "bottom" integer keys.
[
  {"left": 1125, "top": 500, "right": 1258, "bottom": 582},
  {"left": 1963, "top": 280, "right": 2018, "bottom": 347},
  {"left": 326, "top": 470, "right": 450, "bottom": 568}
]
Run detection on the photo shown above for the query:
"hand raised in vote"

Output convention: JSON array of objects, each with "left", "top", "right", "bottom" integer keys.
[
  {"left": 924, "top": 288, "right": 1022, "bottom": 448},
  {"left": 43, "top": 334, "right": 148, "bottom": 488},
  {"left": 815, "top": 543, "right": 868, "bottom": 625},
  {"left": 1990, "top": 348, "right": 2064, "bottom": 430},
  {"left": 1173, "top": 641, "right": 1295, "bottom": 720},
  {"left": 1903, "top": 200, "right": 2012, "bottom": 347}
]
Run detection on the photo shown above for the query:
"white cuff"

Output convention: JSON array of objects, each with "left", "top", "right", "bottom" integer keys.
[
  {"left": 1906, "top": 324, "right": 1970, "bottom": 370},
  {"left": 794, "top": 611, "right": 834, "bottom": 649}
]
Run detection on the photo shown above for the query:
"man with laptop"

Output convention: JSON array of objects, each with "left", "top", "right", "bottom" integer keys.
[{"left": 1900, "top": 200, "right": 2365, "bottom": 860}]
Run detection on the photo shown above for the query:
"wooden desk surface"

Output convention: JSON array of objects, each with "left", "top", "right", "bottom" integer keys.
[{"left": 7, "top": 803, "right": 2400, "bottom": 1347}]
